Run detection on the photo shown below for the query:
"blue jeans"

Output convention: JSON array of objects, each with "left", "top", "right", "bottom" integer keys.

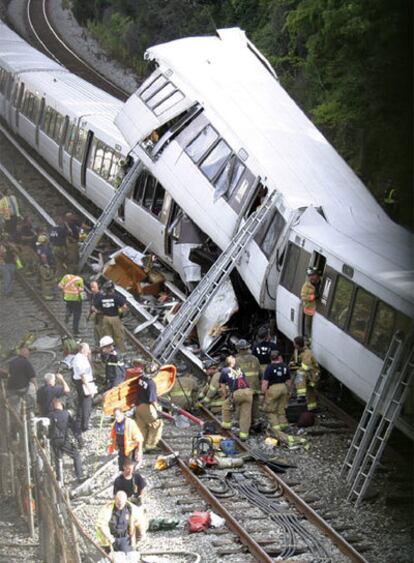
[{"left": 0, "top": 263, "right": 16, "bottom": 296}]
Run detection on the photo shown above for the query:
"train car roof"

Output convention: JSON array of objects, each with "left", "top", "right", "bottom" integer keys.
[
  {"left": 146, "top": 28, "right": 414, "bottom": 274},
  {"left": 0, "top": 24, "right": 65, "bottom": 73},
  {"left": 20, "top": 71, "right": 123, "bottom": 119}
]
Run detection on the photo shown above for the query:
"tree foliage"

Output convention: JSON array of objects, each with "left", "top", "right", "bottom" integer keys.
[{"left": 71, "top": 0, "right": 412, "bottom": 226}]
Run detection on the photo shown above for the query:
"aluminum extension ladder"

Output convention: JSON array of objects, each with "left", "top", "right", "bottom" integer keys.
[
  {"left": 151, "top": 191, "right": 277, "bottom": 363},
  {"left": 341, "top": 330, "right": 414, "bottom": 506},
  {"left": 78, "top": 158, "right": 144, "bottom": 271}
]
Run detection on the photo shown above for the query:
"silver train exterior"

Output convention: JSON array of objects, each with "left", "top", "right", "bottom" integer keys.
[{"left": 0, "top": 22, "right": 412, "bottom": 436}]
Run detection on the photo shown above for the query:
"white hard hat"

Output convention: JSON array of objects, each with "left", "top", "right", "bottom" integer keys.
[{"left": 99, "top": 336, "right": 114, "bottom": 348}]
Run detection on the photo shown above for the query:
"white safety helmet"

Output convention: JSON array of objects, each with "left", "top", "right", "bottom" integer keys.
[{"left": 99, "top": 336, "right": 114, "bottom": 348}]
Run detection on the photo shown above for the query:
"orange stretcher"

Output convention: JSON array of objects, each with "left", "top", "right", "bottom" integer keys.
[{"left": 102, "top": 364, "right": 176, "bottom": 416}]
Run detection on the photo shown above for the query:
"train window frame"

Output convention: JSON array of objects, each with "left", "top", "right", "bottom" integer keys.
[
  {"left": 199, "top": 139, "right": 232, "bottom": 181},
  {"left": 0, "top": 67, "right": 8, "bottom": 94},
  {"left": 73, "top": 127, "right": 87, "bottom": 162},
  {"left": 368, "top": 301, "right": 396, "bottom": 358},
  {"left": 214, "top": 155, "right": 245, "bottom": 200},
  {"left": 140, "top": 74, "right": 168, "bottom": 102},
  {"left": 328, "top": 274, "right": 354, "bottom": 330},
  {"left": 139, "top": 73, "right": 185, "bottom": 116},
  {"left": 280, "top": 242, "right": 301, "bottom": 292},
  {"left": 65, "top": 122, "right": 77, "bottom": 154},
  {"left": 348, "top": 287, "right": 376, "bottom": 344},
  {"left": 255, "top": 209, "right": 286, "bottom": 260},
  {"left": 133, "top": 170, "right": 165, "bottom": 218},
  {"left": 185, "top": 125, "right": 219, "bottom": 164}
]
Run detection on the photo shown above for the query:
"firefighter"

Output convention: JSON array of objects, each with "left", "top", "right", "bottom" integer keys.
[
  {"left": 108, "top": 409, "right": 143, "bottom": 471},
  {"left": 134, "top": 363, "right": 163, "bottom": 452},
  {"left": 198, "top": 358, "right": 224, "bottom": 413},
  {"left": 96, "top": 490, "right": 146, "bottom": 553},
  {"left": 38, "top": 253, "right": 56, "bottom": 300},
  {"left": 262, "top": 351, "right": 291, "bottom": 432},
  {"left": 219, "top": 355, "right": 253, "bottom": 441},
  {"left": 89, "top": 280, "right": 104, "bottom": 346},
  {"left": 92, "top": 281, "right": 128, "bottom": 352},
  {"left": 58, "top": 273, "right": 85, "bottom": 335},
  {"left": 235, "top": 339, "right": 261, "bottom": 423},
  {"left": 252, "top": 328, "right": 278, "bottom": 374},
  {"left": 64, "top": 212, "right": 81, "bottom": 270},
  {"left": 292, "top": 336, "right": 320, "bottom": 411},
  {"left": 300, "top": 267, "right": 321, "bottom": 339},
  {"left": 35, "top": 233, "right": 55, "bottom": 268},
  {"left": 16, "top": 216, "right": 38, "bottom": 276},
  {"left": 168, "top": 362, "right": 199, "bottom": 409},
  {"left": 99, "top": 335, "right": 125, "bottom": 388},
  {"left": 49, "top": 216, "right": 68, "bottom": 280}
]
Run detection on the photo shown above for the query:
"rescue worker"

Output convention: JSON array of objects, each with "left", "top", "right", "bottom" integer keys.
[
  {"left": 88, "top": 280, "right": 104, "bottom": 346},
  {"left": 49, "top": 217, "right": 68, "bottom": 280},
  {"left": 292, "top": 336, "right": 320, "bottom": 412},
  {"left": 96, "top": 490, "right": 146, "bottom": 553},
  {"left": 0, "top": 233, "right": 19, "bottom": 297},
  {"left": 135, "top": 363, "right": 163, "bottom": 453},
  {"left": 7, "top": 347, "right": 37, "bottom": 411},
  {"left": 235, "top": 339, "right": 261, "bottom": 423},
  {"left": 35, "top": 233, "right": 56, "bottom": 267},
  {"left": 49, "top": 398, "right": 85, "bottom": 484},
  {"left": 219, "top": 355, "right": 253, "bottom": 441},
  {"left": 168, "top": 362, "right": 199, "bottom": 409},
  {"left": 108, "top": 408, "right": 143, "bottom": 471},
  {"left": 38, "top": 253, "right": 56, "bottom": 300},
  {"left": 99, "top": 335, "right": 125, "bottom": 388},
  {"left": 262, "top": 351, "right": 291, "bottom": 433},
  {"left": 72, "top": 342, "right": 95, "bottom": 432},
  {"left": 198, "top": 358, "right": 224, "bottom": 413},
  {"left": 0, "top": 188, "right": 20, "bottom": 235},
  {"left": 63, "top": 212, "right": 82, "bottom": 270},
  {"left": 16, "top": 216, "right": 37, "bottom": 275},
  {"left": 113, "top": 459, "right": 147, "bottom": 506},
  {"left": 58, "top": 272, "right": 85, "bottom": 335},
  {"left": 37, "top": 372, "right": 70, "bottom": 417},
  {"left": 300, "top": 267, "right": 321, "bottom": 338},
  {"left": 92, "top": 281, "right": 128, "bottom": 352},
  {"left": 252, "top": 328, "right": 278, "bottom": 374}
]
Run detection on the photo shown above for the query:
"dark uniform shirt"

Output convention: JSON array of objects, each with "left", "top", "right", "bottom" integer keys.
[
  {"left": 37, "top": 384, "right": 65, "bottom": 417},
  {"left": 136, "top": 376, "right": 157, "bottom": 404},
  {"left": 7, "top": 356, "right": 36, "bottom": 391},
  {"left": 115, "top": 420, "right": 126, "bottom": 451},
  {"left": 263, "top": 362, "right": 290, "bottom": 386},
  {"left": 101, "top": 349, "right": 125, "bottom": 388},
  {"left": 113, "top": 472, "right": 146, "bottom": 498},
  {"left": 36, "top": 243, "right": 55, "bottom": 266},
  {"left": 49, "top": 225, "right": 68, "bottom": 247},
  {"left": 95, "top": 293, "right": 126, "bottom": 317},
  {"left": 17, "top": 225, "right": 36, "bottom": 248},
  {"left": 252, "top": 340, "right": 278, "bottom": 365},
  {"left": 49, "top": 408, "right": 79, "bottom": 446},
  {"left": 219, "top": 367, "right": 249, "bottom": 393},
  {"left": 109, "top": 505, "right": 131, "bottom": 539}
]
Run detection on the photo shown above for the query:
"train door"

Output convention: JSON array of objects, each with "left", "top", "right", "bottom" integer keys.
[
  {"left": 164, "top": 198, "right": 182, "bottom": 259},
  {"left": 58, "top": 116, "right": 69, "bottom": 171}
]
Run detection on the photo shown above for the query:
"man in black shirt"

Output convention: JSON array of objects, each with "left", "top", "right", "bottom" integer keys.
[
  {"left": 92, "top": 281, "right": 128, "bottom": 351},
  {"left": 135, "top": 363, "right": 163, "bottom": 452},
  {"left": 37, "top": 372, "right": 70, "bottom": 417},
  {"left": 252, "top": 328, "right": 278, "bottom": 374},
  {"left": 7, "top": 347, "right": 37, "bottom": 410},
  {"left": 262, "top": 351, "right": 291, "bottom": 432},
  {"left": 49, "top": 398, "right": 84, "bottom": 484},
  {"left": 49, "top": 217, "right": 68, "bottom": 279},
  {"left": 113, "top": 459, "right": 147, "bottom": 505}
]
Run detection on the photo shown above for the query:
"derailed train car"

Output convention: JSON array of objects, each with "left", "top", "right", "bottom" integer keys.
[{"left": 0, "top": 22, "right": 412, "bottom": 436}]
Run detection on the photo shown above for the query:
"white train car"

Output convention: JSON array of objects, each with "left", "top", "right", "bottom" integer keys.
[{"left": 0, "top": 22, "right": 412, "bottom": 436}]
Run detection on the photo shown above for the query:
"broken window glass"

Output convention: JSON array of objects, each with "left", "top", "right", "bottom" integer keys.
[
  {"left": 200, "top": 139, "right": 231, "bottom": 181},
  {"left": 186, "top": 125, "right": 218, "bottom": 163}
]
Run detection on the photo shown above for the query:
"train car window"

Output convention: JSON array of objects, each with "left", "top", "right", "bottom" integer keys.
[
  {"left": 186, "top": 125, "right": 218, "bottom": 163},
  {"left": 214, "top": 156, "right": 245, "bottom": 200},
  {"left": 54, "top": 114, "right": 65, "bottom": 143},
  {"left": 328, "top": 275, "right": 353, "bottom": 330},
  {"left": 43, "top": 106, "right": 53, "bottom": 133},
  {"left": 369, "top": 302, "right": 396, "bottom": 358},
  {"left": 147, "top": 83, "right": 175, "bottom": 109},
  {"left": 101, "top": 146, "right": 114, "bottom": 180},
  {"left": 133, "top": 170, "right": 147, "bottom": 204},
  {"left": 140, "top": 75, "right": 168, "bottom": 102},
  {"left": 0, "top": 68, "right": 8, "bottom": 94},
  {"left": 74, "top": 128, "right": 87, "bottom": 161},
  {"left": 348, "top": 287, "right": 375, "bottom": 343},
  {"left": 152, "top": 183, "right": 165, "bottom": 217},
  {"left": 109, "top": 155, "right": 121, "bottom": 186},
  {"left": 154, "top": 91, "right": 185, "bottom": 116},
  {"left": 92, "top": 140, "right": 105, "bottom": 175},
  {"left": 256, "top": 210, "right": 286, "bottom": 259},
  {"left": 65, "top": 123, "right": 76, "bottom": 153},
  {"left": 143, "top": 175, "right": 157, "bottom": 210},
  {"left": 281, "top": 242, "right": 300, "bottom": 291},
  {"left": 200, "top": 140, "right": 232, "bottom": 181}
]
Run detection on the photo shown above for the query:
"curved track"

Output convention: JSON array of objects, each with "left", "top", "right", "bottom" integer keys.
[{"left": 26, "top": 0, "right": 128, "bottom": 100}]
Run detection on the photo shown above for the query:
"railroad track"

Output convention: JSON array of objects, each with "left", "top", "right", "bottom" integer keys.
[{"left": 25, "top": 0, "right": 128, "bottom": 100}]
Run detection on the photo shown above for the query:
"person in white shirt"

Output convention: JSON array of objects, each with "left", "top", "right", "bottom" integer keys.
[{"left": 72, "top": 342, "right": 95, "bottom": 432}]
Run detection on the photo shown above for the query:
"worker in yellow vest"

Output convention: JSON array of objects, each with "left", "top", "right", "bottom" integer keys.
[
  {"left": 58, "top": 273, "right": 85, "bottom": 335},
  {"left": 300, "top": 267, "right": 321, "bottom": 338},
  {"left": 0, "top": 189, "right": 21, "bottom": 235}
]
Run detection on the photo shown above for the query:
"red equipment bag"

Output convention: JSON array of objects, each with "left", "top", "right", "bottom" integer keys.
[{"left": 187, "top": 511, "right": 211, "bottom": 533}]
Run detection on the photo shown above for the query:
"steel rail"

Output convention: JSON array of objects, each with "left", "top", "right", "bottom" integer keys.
[
  {"left": 199, "top": 405, "right": 369, "bottom": 563},
  {"left": 159, "top": 438, "right": 275, "bottom": 563},
  {"left": 26, "top": 0, "right": 128, "bottom": 100}
]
